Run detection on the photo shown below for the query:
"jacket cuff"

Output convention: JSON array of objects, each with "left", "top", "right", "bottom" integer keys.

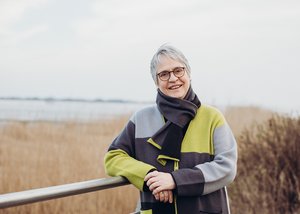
[{"left": 171, "top": 168, "right": 205, "bottom": 196}]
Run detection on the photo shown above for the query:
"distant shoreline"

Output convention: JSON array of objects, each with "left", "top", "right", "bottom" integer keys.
[
  {"left": 0, "top": 99, "right": 152, "bottom": 122},
  {"left": 0, "top": 97, "right": 152, "bottom": 104}
]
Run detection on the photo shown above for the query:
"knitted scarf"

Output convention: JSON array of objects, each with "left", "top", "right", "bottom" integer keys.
[{"left": 151, "top": 87, "right": 201, "bottom": 165}]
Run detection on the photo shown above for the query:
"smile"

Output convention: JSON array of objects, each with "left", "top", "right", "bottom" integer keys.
[{"left": 168, "top": 85, "right": 182, "bottom": 90}]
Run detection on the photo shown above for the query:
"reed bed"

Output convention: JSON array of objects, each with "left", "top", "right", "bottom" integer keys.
[
  {"left": 0, "top": 106, "right": 299, "bottom": 213},
  {"left": 229, "top": 113, "right": 300, "bottom": 214},
  {"left": 0, "top": 116, "right": 139, "bottom": 214}
]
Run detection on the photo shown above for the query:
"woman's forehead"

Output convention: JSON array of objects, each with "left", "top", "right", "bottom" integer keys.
[{"left": 157, "top": 56, "right": 184, "bottom": 71}]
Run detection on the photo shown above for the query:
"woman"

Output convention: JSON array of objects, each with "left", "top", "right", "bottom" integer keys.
[{"left": 104, "top": 44, "right": 237, "bottom": 214}]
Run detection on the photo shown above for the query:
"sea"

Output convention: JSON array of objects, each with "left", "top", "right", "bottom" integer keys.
[
  {"left": 0, "top": 99, "right": 151, "bottom": 122},
  {"left": 1, "top": 99, "right": 298, "bottom": 122}
]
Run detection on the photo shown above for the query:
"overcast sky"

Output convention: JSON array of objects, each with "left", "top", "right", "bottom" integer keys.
[{"left": 1, "top": 0, "right": 299, "bottom": 113}]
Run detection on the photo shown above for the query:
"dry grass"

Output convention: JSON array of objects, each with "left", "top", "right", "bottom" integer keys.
[
  {"left": 228, "top": 113, "right": 300, "bottom": 214},
  {"left": 0, "top": 106, "right": 298, "bottom": 213},
  {"left": 224, "top": 105, "right": 274, "bottom": 136},
  {"left": 0, "top": 116, "right": 139, "bottom": 214}
]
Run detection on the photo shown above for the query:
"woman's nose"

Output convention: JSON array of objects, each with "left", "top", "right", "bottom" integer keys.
[{"left": 168, "top": 71, "right": 178, "bottom": 81}]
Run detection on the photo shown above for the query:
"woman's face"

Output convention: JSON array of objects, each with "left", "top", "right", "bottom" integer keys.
[{"left": 156, "top": 56, "right": 190, "bottom": 99}]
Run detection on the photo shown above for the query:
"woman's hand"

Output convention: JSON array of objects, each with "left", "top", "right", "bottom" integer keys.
[
  {"left": 154, "top": 190, "right": 173, "bottom": 203},
  {"left": 144, "top": 171, "right": 176, "bottom": 195}
]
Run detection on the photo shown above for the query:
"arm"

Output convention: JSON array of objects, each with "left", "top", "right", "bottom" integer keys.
[
  {"left": 171, "top": 123, "right": 237, "bottom": 196},
  {"left": 104, "top": 119, "right": 156, "bottom": 191}
]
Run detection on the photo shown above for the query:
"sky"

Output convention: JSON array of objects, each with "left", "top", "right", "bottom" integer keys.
[{"left": 0, "top": 0, "right": 300, "bottom": 113}]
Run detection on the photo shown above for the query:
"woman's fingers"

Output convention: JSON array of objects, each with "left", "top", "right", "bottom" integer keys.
[
  {"left": 145, "top": 171, "right": 176, "bottom": 203},
  {"left": 159, "top": 191, "right": 165, "bottom": 202},
  {"left": 168, "top": 190, "right": 173, "bottom": 203},
  {"left": 155, "top": 190, "right": 173, "bottom": 203},
  {"left": 148, "top": 179, "right": 161, "bottom": 191},
  {"left": 146, "top": 172, "right": 176, "bottom": 193},
  {"left": 146, "top": 176, "right": 158, "bottom": 188},
  {"left": 144, "top": 170, "right": 158, "bottom": 182},
  {"left": 152, "top": 185, "right": 164, "bottom": 195},
  {"left": 154, "top": 193, "right": 159, "bottom": 200}
]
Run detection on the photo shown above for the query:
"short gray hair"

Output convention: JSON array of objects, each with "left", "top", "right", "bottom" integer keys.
[{"left": 150, "top": 44, "right": 191, "bottom": 85}]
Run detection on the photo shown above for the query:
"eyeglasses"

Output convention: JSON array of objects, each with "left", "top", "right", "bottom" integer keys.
[{"left": 156, "top": 67, "right": 186, "bottom": 81}]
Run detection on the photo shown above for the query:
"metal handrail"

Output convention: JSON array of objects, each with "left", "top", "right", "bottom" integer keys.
[{"left": 0, "top": 176, "right": 129, "bottom": 209}]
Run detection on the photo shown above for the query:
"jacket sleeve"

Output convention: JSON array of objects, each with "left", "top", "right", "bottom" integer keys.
[
  {"left": 171, "top": 122, "right": 237, "bottom": 197},
  {"left": 104, "top": 118, "right": 156, "bottom": 191}
]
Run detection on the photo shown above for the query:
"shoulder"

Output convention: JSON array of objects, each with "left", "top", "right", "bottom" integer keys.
[
  {"left": 130, "top": 104, "right": 160, "bottom": 123},
  {"left": 199, "top": 104, "right": 224, "bottom": 116},
  {"left": 196, "top": 104, "right": 226, "bottom": 127},
  {"left": 129, "top": 104, "right": 164, "bottom": 136},
  {"left": 134, "top": 104, "right": 159, "bottom": 118}
]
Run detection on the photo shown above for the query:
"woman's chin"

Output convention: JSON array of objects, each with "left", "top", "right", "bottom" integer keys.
[{"left": 167, "top": 91, "right": 185, "bottom": 99}]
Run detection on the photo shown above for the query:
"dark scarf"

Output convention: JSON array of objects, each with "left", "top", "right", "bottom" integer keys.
[{"left": 151, "top": 87, "right": 201, "bottom": 165}]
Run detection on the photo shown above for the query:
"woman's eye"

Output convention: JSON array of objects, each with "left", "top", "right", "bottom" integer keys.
[{"left": 160, "top": 72, "right": 168, "bottom": 77}]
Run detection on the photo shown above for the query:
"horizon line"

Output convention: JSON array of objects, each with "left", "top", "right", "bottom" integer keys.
[{"left": 0, "top": 96, "right": 153, "bottom": 104}]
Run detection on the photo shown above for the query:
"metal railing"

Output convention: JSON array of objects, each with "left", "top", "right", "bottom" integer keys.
[{"left": 0, "top": 176, "right": 129, "bottom": 209}]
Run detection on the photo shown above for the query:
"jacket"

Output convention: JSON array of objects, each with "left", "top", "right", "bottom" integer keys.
[{"left": 104, "top": 104, "right": 237, "bottom": 214}]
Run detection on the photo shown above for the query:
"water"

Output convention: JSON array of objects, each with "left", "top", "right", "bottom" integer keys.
[{"left": 0, "top": 100, "right": 151, "bottom": 121}]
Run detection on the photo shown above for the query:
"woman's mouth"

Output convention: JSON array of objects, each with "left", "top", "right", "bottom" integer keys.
[{"left": 168, "top": 85, "right": 182, "bottom": 90}]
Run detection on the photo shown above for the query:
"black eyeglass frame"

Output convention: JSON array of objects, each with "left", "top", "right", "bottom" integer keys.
[{"left": 156, "top": 67, "right": 186, "bottom": 81}]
